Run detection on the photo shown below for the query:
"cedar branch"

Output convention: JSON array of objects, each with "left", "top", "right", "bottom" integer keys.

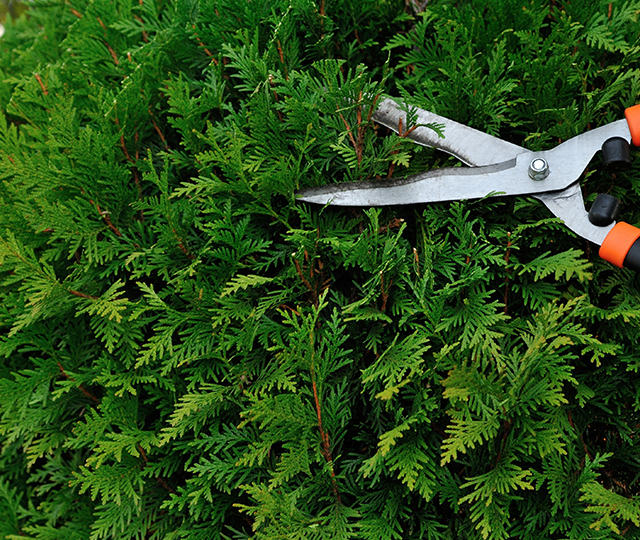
[
  {"left": 57, "top": 362, "right": 100, "bottom": 404},
  {"left": 503, "top": 232, "right": 511, "bottom": 315}
]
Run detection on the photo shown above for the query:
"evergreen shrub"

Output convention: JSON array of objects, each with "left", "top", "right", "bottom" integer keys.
[{"left": 1, "top": 0, "right": 640, "bottom": 538}]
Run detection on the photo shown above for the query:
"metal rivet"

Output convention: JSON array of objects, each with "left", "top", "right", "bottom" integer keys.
[{"left": 528, "top": 158, "right": 550, "bottom": 181}]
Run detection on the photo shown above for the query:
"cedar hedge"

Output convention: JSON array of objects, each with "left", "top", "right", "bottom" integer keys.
[{"left": 1, "top": 0, "right": 640, "bottom": 538}]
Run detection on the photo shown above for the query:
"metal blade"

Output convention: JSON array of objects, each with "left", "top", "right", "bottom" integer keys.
[
  {"left": 534, "top": 183, "right": 613, "bottom": 246},
  {"left": 373, "top": 97, "right": 529, "bottom": 166},
  {"left": 297, "top": 158, "right": 519, "bottom": 206}
]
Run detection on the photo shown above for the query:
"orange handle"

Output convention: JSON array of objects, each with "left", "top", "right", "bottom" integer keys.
[
  {"left": 625, "top": 104, "right": 640, "bottom": 147},
  {"left": 599, "top": 222, "right": 640, "bottom": 269}
]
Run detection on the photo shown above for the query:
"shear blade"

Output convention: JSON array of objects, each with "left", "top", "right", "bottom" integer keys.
[
  {"left": 373, "top": 97, "right": 527, "bottom": 166},
  {"left": 297, "top": 158, "right": 520, "bottom": 206},
  {"left": 534, "top": 183, "right": 614, "bottom": 246}
]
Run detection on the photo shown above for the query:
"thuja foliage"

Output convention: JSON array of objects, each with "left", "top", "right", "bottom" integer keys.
[{"left": 2, "top": 0, "right": 640, "bottom": 538}]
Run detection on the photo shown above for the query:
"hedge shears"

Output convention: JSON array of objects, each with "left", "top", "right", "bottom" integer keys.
[{"left": 297, "top": 99, "right": 640, "bottom": 271}]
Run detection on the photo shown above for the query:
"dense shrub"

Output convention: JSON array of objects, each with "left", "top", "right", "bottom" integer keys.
[{"left": 2, "top": 0, "right": 640, "bottom": 538}]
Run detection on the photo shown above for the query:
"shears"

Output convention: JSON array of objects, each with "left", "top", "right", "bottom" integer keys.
[{"left": 297, "top": 98, "right": 640, "bottom": 272}]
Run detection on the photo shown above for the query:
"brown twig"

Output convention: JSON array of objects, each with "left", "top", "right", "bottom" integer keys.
[
  {"left": 337, "top": 109, "right": 359, "bottom": 154},
  {"left": 337, "top": 91, "right": 382, "bottom": 167},
  {"left": 137, "top": 443, "right": 148, "bottom": 464},
  {"left": 337, "top": 104, "right": 365, "bottom": 166},
  {"left": 403, "top": 124, "right": 420, "bottom": 138},
  {"left": 276, "top": 39, "right": 288, "bottom": 80},
  {"left": 354, "top": 92, "right": 367, "bottom": 163},
  {"left": 172, "top": 227, "right": 195, "bottom": 260},
  {"left": 105, "top": 42, "right": 119, "bottom": 65},
  {"left": 113, "top": 115, "right": 135, "bottom": 163},
  {"left": 34, "top": 74, "right": 48, "bottom": 95},
  {"left": 276, "top": 39, "right": 285, "bottom": 64},
  {"left": 157, "top": 477, "right": 176, "bottom": 494},
  {"left": 311, "top": 365, "right": 341, "bottom": 503},
  {"left": 69, "top": 289, "right": 99, "bottom": 300},
  {"left": 133, "top": 15, "right": 149, "bottom": 43},
  {"left": 148, "top": 108, "right": 168, "bottom": 150},
  {"left": 96, "top": 17, "right": 120, "bottom": 65},
  {"left": 294, "top": 257, "right": 318, "bottom": 305},
  {"left": 367, "top": 93, "right": 381, "bottom": 123},
  {"left": 94, "top": 202, "right": 123, "bottom": 237},
  {"left": 269, "top": 75, "right": 284, "bottom": 122},
  {"left": 380, "top": 271, "right": 392, "bottom": 312},
  {"left": 464, "top": 241, "right": 473, "bottom": 265},
  {"left": 133, "top": 170, "right": 142, "bottom": 201},
  {"left": 138, "top": 443, "right": 175, "bottom": 494},
  {"left": 278, "top": 304, "right": 301, "bottom": 316},
  {"left": 387, "top": 159, "right": 396, "bottom": 178},
  {"left": 378, "top": 218, "right": 404, "bottom": 234},
  {"left": 57, "top": 362, "right": 100, "bottom": 404},
  {"left": 120, "top": 135, "right": 134, "bottom": 162},
  {"left": 568, "top": 411, "right": 592, "bottom": 460},
  {"left": 191, "top": 24, "right": 214, "bottom": 59},
  {"left": 96, "top": 16, "right": 107, "bottom": 32},
  {"left": 387, "top": 112, "right": 420, "bottom": 178},
  {"left": 85, "top": 193, "right": 124, "bottom": 237},
  {"left": 134, "top": 131, "right": 140, "bottom": 161}
]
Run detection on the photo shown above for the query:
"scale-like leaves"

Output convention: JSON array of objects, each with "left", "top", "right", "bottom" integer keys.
[{"left": 1, "top": 0, "right": 640, "bottom": 538}]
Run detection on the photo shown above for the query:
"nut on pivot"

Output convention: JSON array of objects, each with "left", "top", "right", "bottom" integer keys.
[{"left": 528, "top": 158, "right": 550, "bottom": 181}]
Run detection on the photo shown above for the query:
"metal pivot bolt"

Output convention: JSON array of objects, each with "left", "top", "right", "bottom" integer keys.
[{"left": 528, "top": 158, "right": 550, "bottom": 180}]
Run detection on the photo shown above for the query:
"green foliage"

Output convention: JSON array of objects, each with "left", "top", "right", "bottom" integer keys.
[{"left": 2, "top": 0, "right": 640, "bottom": 539}]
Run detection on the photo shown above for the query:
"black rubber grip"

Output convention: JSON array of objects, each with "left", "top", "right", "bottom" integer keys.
[
  {"left": 589, "top": 193, "right": 622, "bottom": 227},
  {"left": 602, "top": 137, "right": 632, "bottom": 170},
  {"left": 623, "top": 237, "right": 640, "bottom": 271}
]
